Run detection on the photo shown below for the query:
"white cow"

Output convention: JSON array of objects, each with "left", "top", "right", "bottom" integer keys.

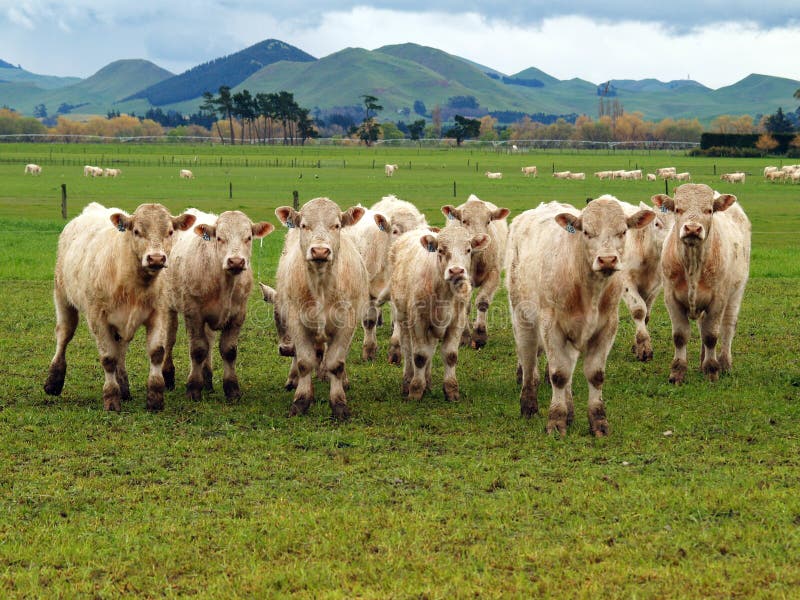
[
  {"left": 553, "top": 171, "right": 571, "bottom": 179},
  {"left": 521, "top": 166, "right": 538, "bottom": 177},
  {"left": 485, "top": 171, "right": 503, "bottom": 179},
  {"left": 24, "top": 163, "right": 42, "bottom": 175},
  {"left": 180, "top": 169, "right": 194, "bottom": 179},
  {"left": 385, "top": 164, "right": 399, "bottom": 177},
  {"left": 653, "top": 184, "right": 751, "bottom": 384},
  {"left": 506, "top": 199, "right": 654, "bottom": 436},
  {"left": 44, "top": 202, "right": 196, "bottom": 411}
]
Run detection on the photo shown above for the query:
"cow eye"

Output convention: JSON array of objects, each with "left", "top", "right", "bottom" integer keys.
[
  {"left": 246, "top": 236, "right": 252, "bottom": 243},
  {"left": 133, "top": 229, "right": 141, "bottom": 237},
  {"left": 300, "top": 223, "right": 308, "bottom": 230},
  {"left": 168, "top": 230, "right": 174, "bottom": 236},
  {"left": 334, "top": 223, "right": 341, "bottom": 230},
  {"left": 704, "top": 209, "right": 712, "bottom": 215},
  {"left": 466, "top": 247, "right": 471, "bottom": 253},
  {"left": 218, "top": 238, "right": 226, "bottom": 244},
  {"left": 675, "top": 208, "right": 684, "bottom": 215},
  {"left": 463, "top": 220, "right": 470, "bottom": 226}
]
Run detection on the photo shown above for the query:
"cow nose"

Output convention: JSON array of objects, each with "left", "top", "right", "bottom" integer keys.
[
  {"left": 146, "top": 253, "right": 167, "bottom": 269},
  {"left": 596, "top": 255, "right": 618, "bottom": 271},
  {"left": 683, "top": 224, "right": 703, "bottom": 237},
  {"left": 226, "top": 257, "right": 246, "bottom": 272},
  {"left": 310, "top": 246, "right": 331, "bottom": 261},
  {"left": 448, "top": 266, "right": 465, "bottom": 278}
]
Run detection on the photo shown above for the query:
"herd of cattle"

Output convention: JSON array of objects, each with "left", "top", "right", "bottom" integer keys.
[{"left": 41, "top": 174, "right": 752, "bottom": 436}]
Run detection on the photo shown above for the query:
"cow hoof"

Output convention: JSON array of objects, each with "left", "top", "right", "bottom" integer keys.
[
  {"left": 284, "top": 377, "right": 298, "bottom": 391},
  {"left": 145, "top": 390, "right": 164, "bottom": 412},
  {"left": 202, "top": 366, "right": 214, "bottom": 391},
  {"left": 103, "top": 392, "right": 122, "bottom": 412},
  {"left": 223, "top": 380, "right": 241, "bottom": 401},
  {"left": 633, "top": 342, "right": 653, "bottom": 362},
  {"left": 44, "top": 374, "right": 65, "bottom": 396},
  {"left": 331, "top": 403, "right": 351, "bottom": 421},
  {"left": 362, "top": 345, "right": 377, "bottom": 362},
  {"left": 163, "top": 368, "right": 175, "bottom": 391},
  {"left": 545, "top": 419, "right": 567, "bottom": 437},
  {"left": 185, "top": 383, "right": 203, "bottom": 402},
  {"left": 471, "top": 327, "right": 487, "bottom": 349},
  {"left": 387, "top": 348, "right": 401, "bottom": 365},
  {"left": 289, "top": 395, "right": 313, "bottom": 416},
  {"left": 443, "top": 380, "right": 460, "bottom": 402},
  {"left": 279, "top": 344, "right": 295, "bottom": 357},
  {"left": 591, "top": 420, "right": 610, "bottom": 437},
  {"left": 703, "top": 360, "right": 720, "bottom": 382}
]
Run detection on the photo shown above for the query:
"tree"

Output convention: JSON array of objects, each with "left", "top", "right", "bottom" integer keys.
[
  {"left": 478, "top": 115, "right": 498, "bottom": 141},
  {"left": 357, "top": 94, "right": 383, "bottom": 146},
  {"left": 200, "top": 91, "right": 226, "bottom": 143},
  {"left": 233, "top": 90, "right": 256, "bottom": 142},
  {"left": 33, "top": 104, "right": 47, "bottom": 119},
  {"left": 430, "top": 105, "right": 442, "bottom": 138},
  {"left": 763, "top": 107, "right": 794, "bottom": 134},
  {"left": 380, "top": 121, "right": 405, "bottom": 140},
  {"left": 444, "top": 115, "right": 481, "bottom": 146},
  {"left": 296, "top": 107, "right": 318, "bottom": 145},
  {"left": 408, "top": 119, "right": 426, "bottom": 140},
  {"left": 755, "top": 134, "right": 779, "bottom": 155},
  {"left": 413, "top": 100, "right": 426, "bottom": 116}
]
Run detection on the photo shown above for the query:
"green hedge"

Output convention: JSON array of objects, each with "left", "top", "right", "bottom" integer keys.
[{"left": 700, "top": 132, "right": 796, "bottom": 153}]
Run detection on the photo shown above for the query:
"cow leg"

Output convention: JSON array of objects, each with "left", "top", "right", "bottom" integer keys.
[
  {"left": 202, "top": 324, "right": 215, "bottom": 391},
  {"left": 718, "top": 284, "right": 745, "bottom": 373},
  {"left": 144, "top": 313, "right": 167, "bottom": 411},
  {"left": 584, "top": 321, "right": 617, "bottom": 437},
  {"left": 324, "top": 339, "right": 352, "bottom": 421},
  {"left": 361, "top": 298, "right": 379, "bottom": 361},
  {"left": 515, "top": 323, "right": 541, "bottom": 419},
  {"left": 116, "top": 340, "right": 131, "bottom": 401},
  {"left": 441, "top": 323, "right": 462, "bottom": 402},
  {"left": 408, "top": 336, "right": 432, "bottom": 402},
  {"left": 87, "top": 314, "right": 124, "bottom": 412},
  {"left": 460, "top": 300, "right": 472, "bottom": 347},
  {"left": 184, "top": 316, "right": 209, "bottom": 401},
  {"left": 387, "top": 304, "right": 402, "bottom": 365},
  {"left": 290, "top": 332, "right": 316, "bottom": 416},
  {"left": 623, "top": 281, "right": 653, "bottom": 362},
  {"left": 698, "top": 305, "right": 724, "bottom": 382},
  {"left": 284, "top": 356, "right": 300, "bottom": 390},
  {"left": 665, "top": 294, "right": 690, "bottom": 385},
  {"left": 542, "top": 327, "right": 579, "bottom": 436},
  {"left": 162, "top": 309, "right": 179, "bottom": 391},
  {"left": 44, "top": 290, "right": 79, "bottom": 396},
  {"left": 399, "top": 321, "right": 413, "bottom": 398},
  {"left": 219, "top": 317, "right": 243, "bottom": 401},
  {"left": 471, "top": 269, "right": 500, "bottom": 349}
]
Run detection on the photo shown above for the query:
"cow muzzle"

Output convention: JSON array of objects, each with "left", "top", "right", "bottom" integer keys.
[
  {"left": 593, "top": 255, "right": 619, "bottom": 276},
  {"left": 225, "top": 256, "right": 247, "bottom": 274},
  {"left": 680, "top": 223, "right": 705, "bottom": 245},
  {"left": 144, "top": 253, "right": 167, "bottom": 271},
  {"left": 308, "top": 245, "right": 332, "bottom": 263}
]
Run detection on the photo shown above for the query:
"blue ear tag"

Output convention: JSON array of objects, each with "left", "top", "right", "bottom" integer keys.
[
  {"left": 566, "top": 223, "right": 576, "bottom": 234},
  {"left": 117, "top": 222, "right": 126, "bottom": 232},
  {"left": 660, "top": 205, "right": 669, "bottom": 213},
  {"left": 202, "top": 231, "right": 211, "bottom": 241},
  {"left": 427, "top": 243, "right": 436, "bottom": 253},
  {"left": 447, "top": 213, "right": 455, "bottom": 220},
  {"left": 286, "top": 217, "right": 295, "bottom": 229},
  {"left": 378, "top": 223, "right": 385, "bottom": 232}
]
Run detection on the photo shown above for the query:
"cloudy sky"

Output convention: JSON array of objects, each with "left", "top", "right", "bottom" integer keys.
[{"left": 2, "top": 1, "right": 799, "bottom": 89}]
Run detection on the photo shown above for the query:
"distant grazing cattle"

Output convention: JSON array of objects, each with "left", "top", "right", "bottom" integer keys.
[
  {"left": 720, "top": 172, "right": 746, "bottom": 184},
  {"left": 653, "top": 184, "right": 751, "bottom": 384},
  {"left": 552, "top": 171, "right": 571, "bottom": 179},
  {"left": 485, "top": 171, "right": 503, "bottom": 179},
  {"left": 180, "top": 169, "right": 194, "bottom": 179},
  {"left": 104, "top": 168, "right": 121, "bottom": 177},
  {"left": 521, "top": 166, "right": 538, "bottom": 177},
  {"left": 385, "top": 164, "right": 399, "bottom": 177},
  {"left": 506, "top": 199, "right": 654, "bottom": 436},
  {"left": 44, "top": 202, "right": 196, "bottom": 411},
  {"left": 24, "top": 163, "right": 42, "bottom": 175},
  {"left": 162, "top": 209, "right": 273, "bottom": 401}
]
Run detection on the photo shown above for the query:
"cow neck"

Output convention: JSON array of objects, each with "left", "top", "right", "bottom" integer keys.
[{"left": 304, "top": 259, "right": 336, "bottom": 301}]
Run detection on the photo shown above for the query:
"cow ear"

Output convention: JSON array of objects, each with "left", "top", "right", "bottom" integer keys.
[
  {"left": 275, "top": 206, "right": 299, "bottom": 228},
  {"left": 555, "top": 213, "right": 581, "bottom": 233},
  {"left": 491, "top": 207, "right": 510, "bottom": 221},
  {"left": 713, "top": 194, "right": 736, "bottom": 212},
  {"left": 194, "top": 224, "right": 216, "bottom": 240},
  {"left": 441, "top": 205, "right": 460, "bottom": 221},
  {"left": 627, "top": 209, "right": 656, "bottom": 230},
  {"left": 258, "top": 282, "right": 276, "bottom": 304},
  {"left": 109, "top": 213, "right": 131, "bottom": 232},
  {"left": 341, "top": 205, "right": 365, "bottom": 227},
  {"left": 471, "top": 233, "right": 490, "bottom": 251},
  {"left": 252, "top": 222, "right": 274, "bottom": 238},
  {"left": 373, "top": 213, "right": 390, "bottom": 233},
  {"left": 420, "top": 233, "right": 438, "bottom": 252},
  {"left": 651, "top": 194, "right": 675, "bottom": 213},
  {"left": 173, "top": 212, "right": 197, "bottom": 231}
]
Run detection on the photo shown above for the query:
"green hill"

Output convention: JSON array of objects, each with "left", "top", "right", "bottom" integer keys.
[
  {"left": 0, "top": 62, "right": 80, "bottom": 90},
  {"left": 125, "top": 39, "right": 315, "bottom": 105}
]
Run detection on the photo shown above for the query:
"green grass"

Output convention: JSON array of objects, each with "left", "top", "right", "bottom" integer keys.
[{"left": 1, "top": 144, "right": 799, "bottom": 598}]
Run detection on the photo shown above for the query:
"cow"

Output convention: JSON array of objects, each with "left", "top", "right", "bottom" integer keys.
[
  {"left": 385, "top": 164, "right": 399, "bottom": 177},
  {"left": 390, "top": 225, "right": 489, "bottom": 402},
  {"left": 180, "top": 169, "right": 194, "bottom": 179},
  {"left": 506, "top": 199, "right": 654, "bottom": 436},
  {"left": 594, "top": 195, "right": 675, "bottom": 361},
  {"left": 521, "top": 166, "right": 538, "bottom": 177},
  {"left": 162, "top": 209, "right": 274, "bottom": 401},
  {"left": 652, "top": 184, "right": 751, "bottom": 384},
  {"left": 43, "top": 202, "right": 196, "bottom": 411},
  {"left": 273, "top": 197, "right": 369, "bottom": 420},
  {"left": 343, "top": 206, "right": 393, "bottom": 360},
  {"left": 24, "top": 163, "right": 42, "bottom": 175},
  {"left": 440, "top": 195, "right": 510, "bottom": 349}
]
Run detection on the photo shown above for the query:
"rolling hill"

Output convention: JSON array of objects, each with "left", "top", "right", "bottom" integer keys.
[{"left": 2, "top": 39, "right": 799, "bottom": 126}]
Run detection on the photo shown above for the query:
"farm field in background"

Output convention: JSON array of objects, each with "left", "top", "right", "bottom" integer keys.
[{"left": 1, "top": 143, "right": 799, "bottom": 597}]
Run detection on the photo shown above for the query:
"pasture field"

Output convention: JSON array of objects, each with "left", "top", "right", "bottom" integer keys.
[{"left": 0, "top": 143, "right": 799, "bottom": 598}]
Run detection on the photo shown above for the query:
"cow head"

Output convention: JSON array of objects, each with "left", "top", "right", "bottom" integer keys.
[
  {"left": 194, "top": 211, "right": 274, "bottom": 275},
  {"left": 652, "top": 184, "right": 735, "bottom": 247},
  {"left": 420, "top": 226, "right": 489, "bottom": 297},
  {"left": 555, "top": 198, "right": 654, "bottom": 276},
  {"left": 388, "top": 207, "right": 427, "bottom": 239},
  {"left": 639, "top": 201, "right": 675, "bottom": 247},
  {"left": 276, "top": 197, "right": 364, "bottom": 269},
  {"left": 441, "top": 195, "right": 509, "bottom": 249},
  {"left": 110, "top": 203, "right": 196, "bottom": 273}
]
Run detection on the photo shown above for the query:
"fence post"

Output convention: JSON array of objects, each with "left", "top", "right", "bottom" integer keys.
[
  {"left": 664, "top": 179, "right": 669, "bottom": 195},
  {"left": 61, "top": 184, "right": 67, "bottom": 219},
  {"left": 293, "top": 190, "right": 299, "bottom": 211},
  {"left": 229, "top": 182, "right": 233, "bottom": 199},
  {"left": 453, "top": 181, "right": 457, "bottom": 197}
]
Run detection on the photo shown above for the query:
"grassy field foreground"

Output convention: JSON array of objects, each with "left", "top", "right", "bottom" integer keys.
[{"left": 0, "top": 144, "right": 799, "bottom": 598}]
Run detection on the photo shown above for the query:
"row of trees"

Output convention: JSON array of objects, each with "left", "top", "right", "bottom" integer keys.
[{"left": 199, "top": 86, "right": 316, "bottom": 145}]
